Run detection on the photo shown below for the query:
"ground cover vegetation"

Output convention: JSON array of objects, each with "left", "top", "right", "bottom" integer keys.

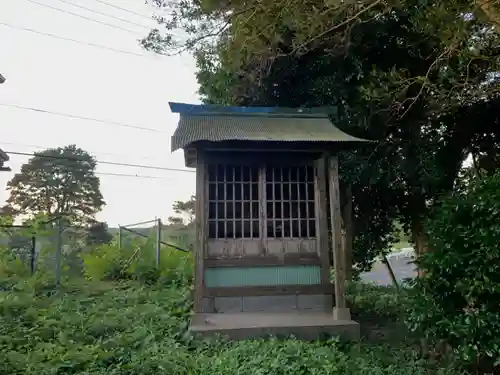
[{"left": 1, "top": 0, "right": 500, "bottom": 371}]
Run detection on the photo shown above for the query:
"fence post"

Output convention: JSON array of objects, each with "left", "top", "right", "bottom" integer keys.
[
  {"left": 156, "top": 218, "right": 162, "bottom": 268},
  {"left": 118, "top": 225, "right": 122, "bottom": 248},
  {"left": 55, "top": 217, "right": 63, "bottom": 286},
  {"left": 30, "top": 235, "right": 36, "bottom": 275}
]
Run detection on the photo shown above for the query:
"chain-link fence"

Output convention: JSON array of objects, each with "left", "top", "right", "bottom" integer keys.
[{"left": 0, "top": 216, "right": 193, "bottom": 286}]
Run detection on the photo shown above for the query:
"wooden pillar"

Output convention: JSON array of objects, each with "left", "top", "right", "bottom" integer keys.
[
  {"left": 342, "top": 185, "right": 354, "bottom": 280},
  {"left": 194, "top": 151, "right": 207, "bottom": 313},
  {"left": 327, "top": 154, "right": 351, "bottom": 320},
  {"left": 314, "top": 156, "right": 330, "bottom": 285}
]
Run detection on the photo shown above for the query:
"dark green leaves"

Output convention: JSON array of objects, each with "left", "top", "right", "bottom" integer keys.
[
  {"left": 407, "top": 171, "right": 500, "bottom": 369},
  {"left": 6, "top": 145, "right": 105, "bottom": 225}
]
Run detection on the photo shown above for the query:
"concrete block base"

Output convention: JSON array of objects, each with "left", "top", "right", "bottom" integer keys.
[
  {"left": 333, "top": 307, "right": 351, "bottom": 320},
  {"left": 190, "top": 312, "right": 360, "bottom": 341},
  {"left": 201, "top": 294, "right": 333, "bottom": 313}
]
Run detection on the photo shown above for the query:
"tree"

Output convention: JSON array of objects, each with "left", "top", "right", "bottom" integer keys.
[
  {"left": 6, "top": 145, "right": 105, "bottom": 224},
  {"left": 407, "top": 171, "right": 500, "bottom": 371},
  {"left": 164, "top": 197, "right": 196, "bottom": 251},
  {"left": 144, "top": 0, "right": 500, "bottom": 276},
  {"left": 180, "top": 17, "right": 450, "bottom": 273},
  {"left": 145, "top": 0, "right": 500, "bottom": 99},
  {"left": 167, "top": 216, "right": 184, "bottom": 225},
  {"left": 85, "top": 221, "right": 113, "bottom": 246},
  {"left": 171, "top": 195, "right": 196, "bottom": 224}
]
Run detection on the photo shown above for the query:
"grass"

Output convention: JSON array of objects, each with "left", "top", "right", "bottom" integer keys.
[
  {"left": 0, "top": 272, "right": 462, "bottom": 375},
  {"left": 0, "top": 239, "right": 459, "bottom": 375}
]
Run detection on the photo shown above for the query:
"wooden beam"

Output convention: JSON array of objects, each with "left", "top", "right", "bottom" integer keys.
[
  {"left": 203, "top": 284, "right": 335, "bottom": 297},
  {"left": 315, "top": 156, "right": 330, "bottom": 285},
  {"left": 205, "top": 253, "right": 321, "bottom": 267},
  {"left": 328, "top": 155, "right": 347, "bottom": 310},
  {"left": 203, "top": 152, "right": 318, "bottom": 167},
  {"left": 193, "top": 151, "right": 207, "bottom": 313},
  {"left": 258, "top": 166, "right": 267, "bottom": 255},
  {"left": 342, "top": 184, "right": 354, "bottom": 280}
]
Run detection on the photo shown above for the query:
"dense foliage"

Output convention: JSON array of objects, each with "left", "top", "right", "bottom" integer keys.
[
  {"left": 81, "top": 241, "right": 193, "bottom": 286},
  {"left": 407, "top": 171, "right": 500, "bottom": 370},
  {"left": 143, "top": 0, "right": 500, "bottom": 276},
  {"left": 5, "top": 145, "right": 105, "bottom": 225},
  {"left": 85, "top": 221, "right": 113, "bottom": 246},
  {"left": 0, "top": 254, "right": 459, "bottom": 375}
]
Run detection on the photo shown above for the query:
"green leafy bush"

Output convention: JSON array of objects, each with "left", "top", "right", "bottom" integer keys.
[
  {"left": 0, "top": 246, "right": 31, "bottom": 280},
  {"left": 347, "top": 282, "right": 411, "bottom": 321},
  {"left": 81, "top": 240, "right": 193, "bottom": 285},
  {"left": 0, "top": 279, "right": 462, "bottom": 375},
  {"left": 407, "top": 171, "right": 500, "bottom": 369}
]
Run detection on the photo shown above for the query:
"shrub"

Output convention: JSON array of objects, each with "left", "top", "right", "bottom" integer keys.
[
  {"left": 0, "top": 246, "right": 31, "bottom": 280},
  {"left": 81, "top": 239, "right": 193, "bottom": 285},
  {"left": 407, "top": 171, "right": 500, "bottom": 370},
  {"left": 0, "top": 278, "right": 462, "bottom": 375},
  {"left": 347, "top": 282, "right": 411, "bottom": 322},
  {"left": 80, "top": 243, "right": 125, "bottom": 281}
]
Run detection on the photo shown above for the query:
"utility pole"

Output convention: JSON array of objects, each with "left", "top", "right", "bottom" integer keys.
[
  {"left": 55, "top": 217, "right": 63, "bottom": 286},
  {"left": 156, "top": 218, "right": 162, "bottom": 268},
  {"left": 30, "top": 236, "right": 36, "bottom": 275},
  {"left": 0, "top": 74, "right": 10, "bottom": 171},
  {"left": 118, "top": 225, "right": 122, "bottom": 248}
]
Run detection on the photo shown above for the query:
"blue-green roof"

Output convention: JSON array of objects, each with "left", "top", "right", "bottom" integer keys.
[{"left": 170, "top": 112, "right": 371, "bottom": 152}]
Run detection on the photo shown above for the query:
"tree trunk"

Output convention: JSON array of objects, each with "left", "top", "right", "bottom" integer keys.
[
  {"left": 411, "top": 209, "right": 428, "bottom": 277},
  {"left": 476, "top": 0, "right": 500, "bottom": 30}
]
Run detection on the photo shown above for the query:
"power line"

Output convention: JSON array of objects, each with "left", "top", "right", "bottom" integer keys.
[
  {"left": 25, "top": 0, "right": 142, "bottom": 36},
  {"left": 0, "top": 103, "right": 163, "bottom": 132},
  {"left": 96, "top": 171, "right": 172, "bottom": 179},
  {"left": 5, "top": 151, "right": 195, "bottom": 173},
  {"left": 0, "top": 141, "right": 162, "bottom": 162},
  {"left": 0, "top": 22, "right": 154, "bottom": 58},
  {"left": 1, "top": 145, "right": 179, "bottom": 179},
  {"left": 91, "top": 0, "right": 155, "bottom": 21},
  {"left": 54, "top": 0, "right": 152, "bottom": 30}
]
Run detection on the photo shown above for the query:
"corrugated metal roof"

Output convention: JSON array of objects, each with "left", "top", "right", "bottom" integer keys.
[{"left": 171, "top": 114, "right": 370, "bottom": 151}]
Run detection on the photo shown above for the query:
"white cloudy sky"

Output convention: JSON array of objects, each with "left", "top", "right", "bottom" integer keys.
[{"left": 0, "top": 0, "right": 199, "bottom": 226}]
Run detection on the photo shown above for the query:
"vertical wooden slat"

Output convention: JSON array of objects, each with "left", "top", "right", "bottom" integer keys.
[
  {"left": 315, "top": 156, "right": 330, "bottom": 285},
  {"left": 304, "top": 166, "right": 311, "bottom": 238},
  {"left": 194, "top": 150, "right": 206, "bottom": 313},
  {"left": 258, "top": 166, "right": 266, "bottom": 254},
  {"left": 232, "top": 166, "right": 236, "bottom": 239},
  {"left": 214, "top": 164, "right": 218, "bottom": 239},
  {"left": 297, "top": 166, "right": 302, "bottom": 238},
  {"left": 223, "top": 164, "right": 227, "bottom": 238},
  {"left": 288, "top": 168, "right": 292, "bottom": 238},
  {"left": 280, "top": 167, "right": 284, "bottom": 239},
  {"left": 328, "top": 155, "right": 346, "bottom": 309},
  {"left": 272, "top": 167, "right": 276, "bottom": 238},
  {"left": 241, "top": 166, "right": 244, "bottom": 238}
]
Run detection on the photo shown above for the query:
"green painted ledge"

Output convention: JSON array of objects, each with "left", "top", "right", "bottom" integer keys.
[{"left": 204, "top": 265, "right": 321, "bottom": 287}]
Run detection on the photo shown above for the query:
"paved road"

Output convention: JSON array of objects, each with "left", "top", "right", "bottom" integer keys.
[{"left": 361, "top": 255, "right": 417, "bottom": 285}]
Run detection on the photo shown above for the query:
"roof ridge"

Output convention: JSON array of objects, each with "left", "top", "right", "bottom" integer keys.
[{"left": 169, "top": 102, "right": 336, "bottom": 118}]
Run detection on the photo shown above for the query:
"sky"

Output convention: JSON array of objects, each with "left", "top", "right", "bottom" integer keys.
[{"left": 0, "top": 0, "right": 200, "bottom": 226}]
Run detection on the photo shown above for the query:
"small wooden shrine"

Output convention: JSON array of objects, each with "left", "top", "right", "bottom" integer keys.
[{"left": 169, "top": 102, "right": 369, "bottom": 340}]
